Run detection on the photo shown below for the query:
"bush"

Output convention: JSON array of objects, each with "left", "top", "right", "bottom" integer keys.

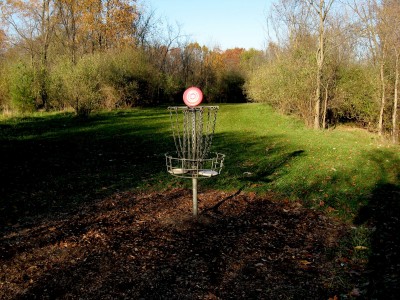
[
  {"left": 0, "top": 63, "right": 11, "bottom": 112},
  {"left": 214, "top": 71, "right": 246, "bottom": 103},
  {"left": 9, "top": 62, "right": 36, "bottom": 113},
  {"left": 244, "top": 50, "right": 316, "bottom": 124},
  {"left": 332, "top": 65, "right": 380, "bottom": 126},
  {"left": 100, "top": 49, "right": 159, "bottom": 107},
  {"left": 51, "top": 55, "right": 103, "bottom": 117},
  {"left": 100, "top": 50, "right": 140, "bottom": 107}
]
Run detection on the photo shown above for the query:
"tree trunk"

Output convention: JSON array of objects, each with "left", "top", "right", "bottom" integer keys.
[
  {"left": 378, "top": 61, "right": 386, "bottom": 136},
  {"left": 313, "top": 0, "right": 328, "bottom": 130},
  {"left": 322, "top": 83, "right": 329, "bottom": 129},
  {"left": 393, "top": 50, "right": 399, "bottom": 143},
  {"left": 314, "top": 62, "right": 322, "bottom": 129},
  {"left": 38, "top": 0, "right": 52, "bottom": 110}
]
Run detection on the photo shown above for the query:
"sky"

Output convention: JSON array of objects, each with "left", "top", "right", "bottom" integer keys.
[{"left": 146, "top": 0, "right": 274, "bottom": 50}]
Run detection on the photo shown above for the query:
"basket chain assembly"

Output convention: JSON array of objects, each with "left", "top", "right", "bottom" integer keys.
[{"left": 166, "top": 105, "right": 225, "bottom": 216}]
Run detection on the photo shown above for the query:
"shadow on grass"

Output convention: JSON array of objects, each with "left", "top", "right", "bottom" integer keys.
[
  {"left": 1, "top": 111, "right": 297, "bottom": 228},
  {"left": 353, "top": 150, "right": 400, "bottom": 299},
  {"left": 0, "top": 110, "right": 174, "bottom": 227},
  {"left": 207, "top": 132, "right": 306, "bottom": 189},
  {"left": 2, "top": 109, "right": 400, "bottom": 298}
]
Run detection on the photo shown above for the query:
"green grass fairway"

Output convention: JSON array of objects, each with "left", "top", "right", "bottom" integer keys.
[
  {"left": 213, "top": 104, "right": 400, "bottom": 220},
  {"left": 1, "top": 104, "right": 399, "bottom": 224}
]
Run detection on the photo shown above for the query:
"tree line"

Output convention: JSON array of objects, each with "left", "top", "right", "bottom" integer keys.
[
  {"left": 0, "top": 0, "right": 255, "bottom": 117},
  {"left": 245, "top": 0, "right": 400, "bottom": 143},
  {"left": 0, "top": 0, "right": 399, "bottom": 142}
]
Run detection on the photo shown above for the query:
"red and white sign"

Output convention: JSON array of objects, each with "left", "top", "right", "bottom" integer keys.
[{"left": 183, "top": 87, "right": 203, "bottom": 107}]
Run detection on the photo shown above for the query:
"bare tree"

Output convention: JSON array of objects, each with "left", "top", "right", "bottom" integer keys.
[
  {"left": 309, "top": 0, "right": 335, "bottom": 129},
  {"left": 393, "top": 47, "right": 399, "bottom": 143},
  {"left": 0, "top": 0, "right": 56, "bottom": 109},
  {"left": 55, "top": 0, "right": 79, "bottom": 64},
  {"left": 351, "top": 0, "right": 389, "bottom": 136},
  {"left": 382, "top": 0, "right": 400, "bottom": 143},
  {"left": 132, "top": 3, "right": 158, "bottom": 48}
]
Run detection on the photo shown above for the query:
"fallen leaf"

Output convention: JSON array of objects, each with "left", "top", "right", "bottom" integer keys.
[
  {"left": 354, "top": 246, "right": 368, "bottom": 251},
  {"left": 327, "top": 206, "right": 336, "bottom": 212}
]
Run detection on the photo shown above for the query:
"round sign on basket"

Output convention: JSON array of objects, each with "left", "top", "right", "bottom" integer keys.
[{"left": 183, "top": 87, "right": 203, "bottom": 107}]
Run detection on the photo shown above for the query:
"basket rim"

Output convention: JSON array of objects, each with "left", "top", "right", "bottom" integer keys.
[{"left": 167, "top": 105, "right": 219, "bottom": 110}]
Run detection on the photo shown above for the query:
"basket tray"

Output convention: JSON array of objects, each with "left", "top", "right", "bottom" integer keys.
[{"left": 165, "top": 152, "right": 225, "bottom": 179}]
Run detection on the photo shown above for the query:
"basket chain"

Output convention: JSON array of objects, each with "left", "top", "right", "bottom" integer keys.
[{"left": 168, "top": 106, "right": 218, "bottom": 160}]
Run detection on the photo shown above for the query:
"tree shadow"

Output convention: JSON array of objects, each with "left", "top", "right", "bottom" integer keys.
[
  {"left": 0, "top": 106, "right": 311, "bottom": 230},
  {"left": 207, "top": 131, "right": 306, "bottom": 190},
  {"left": 353, "top": 150, "right": 400, "bottom": 299},
  {"left": 0, "top": 110, "right": 174, "bottom": 227},
  {"left": 3, "top": 109, "right": 400, "bottom": 298}
]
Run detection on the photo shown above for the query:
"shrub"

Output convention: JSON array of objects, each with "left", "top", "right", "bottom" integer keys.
[
  {"left": 0, "top": 63, "right": 11, "bottom": 112},
  {"left": 9, "top": 62, "right": 36, "bottom": 113},
  {"left": 51, "top": 54, "right": 103, "bottom": 117},
  {"left": 332, "top": 65, "right": 380, "bottom": 126},
  {"left": 100, "top": 48, "right": 159, "bottom": 107},
  {"left": 244, "top": 50, "right": 316, "bottom": 125}
]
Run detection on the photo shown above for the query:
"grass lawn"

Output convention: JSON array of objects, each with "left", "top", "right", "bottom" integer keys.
[
  {"left": 1, "top": 103, "right": 399, "bottom": 223},
  {"left": 1, "top": 104, "right": 399, "bottom": 298},
  {"left": 213, "top": 104, "right": 400, "bottom": 220}
]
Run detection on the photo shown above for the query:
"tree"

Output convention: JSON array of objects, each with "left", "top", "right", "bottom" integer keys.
[
  {"left": 248, "top": 0, "right": 320, "bottom": 124},
  {"left": 54, "top": 0, "right": 80, "bottom": 64},
  {"left": 132, "top": 4, "right": 158, "bottom": 48},
  {"left": 0, "top": 0, "right": 56, "bottom": 109},
  {"left": 309, "top": 0, "right": 335, "bottom": 129},
  {"left": 381, "top": 0, "right": 400, "bottom": 143},
  {"left": 352, "top": 0, "right": 389, "bottom": 136},
  {"left": 54, "top": 53, "right": 103, "bottom": 117},
  {"left": 0, "top": 28, "right": 6, "bottom": 54},
  {"left": 55, "top": 0, "right": 137, "bottom": 56},
  {"left": 392, "top": 46, "right": 399, "bottom": 142}
]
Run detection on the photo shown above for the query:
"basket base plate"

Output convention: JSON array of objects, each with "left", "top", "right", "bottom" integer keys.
[
  {"left": 168, "top": 168, "right": 188, "bottom": 175},
  {"left": 198, "top": 170, "right": 219, "bottom": 177}
]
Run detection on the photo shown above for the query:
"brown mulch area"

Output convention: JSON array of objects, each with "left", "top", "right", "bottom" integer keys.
[{"left": 1, "top": 189, "right": 364, "bottom": 299}]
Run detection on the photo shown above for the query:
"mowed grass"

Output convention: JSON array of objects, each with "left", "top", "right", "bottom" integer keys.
[
  {"left": 1, "top": 104, "right": 399, "bottom": 225},
  {"left": 213, "top": 104, "right": 400, "bottom": 220}
]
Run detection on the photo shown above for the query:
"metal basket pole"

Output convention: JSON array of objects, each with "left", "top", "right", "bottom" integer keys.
[
  {"left": 166, "top": 105, "right": 223, "bottom": 216},
  {"left": 192, "top": 177, "right": 198, "bottom": 216}
]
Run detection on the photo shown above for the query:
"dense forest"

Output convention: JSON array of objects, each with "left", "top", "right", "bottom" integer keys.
[{"left": 0, "top": 0, "right": 399, "bottom": 142}]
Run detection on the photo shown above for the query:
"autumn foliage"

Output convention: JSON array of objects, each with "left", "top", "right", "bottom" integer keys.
[{"left": 0, "top": 0, "right": 256, "bottom": 117}]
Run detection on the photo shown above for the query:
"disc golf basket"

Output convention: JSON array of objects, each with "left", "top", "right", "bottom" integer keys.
[{"left": 165, "top": 87, "right": 225, "bottom": 216}]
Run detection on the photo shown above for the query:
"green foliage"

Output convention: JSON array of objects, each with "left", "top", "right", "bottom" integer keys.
[
  {"left": 216, "top": 71, "right": 246, "bottom": 103},
  {"left": 9, "top": 61, "right": 36, "bottom": 113},
  {"left": 332, "top": 65, "right": 380, "bottom": 125},
  {"left": 100, "top": 49, "right": 159, "bottom": 107},
  {"left": 162, "top": 74, "right": 183, "bottom": 101},
  {"left": 245, "top": 50, "right": 316, "bottom": 124},
  {"left": 48, "top": 49, "right": 160, "bottom": 116},
  {"left": 53, "top": 54, "right": 103, "bottom": 117},
  {"left": 100, "top": 50, "right": 140, "bottom": 107},
  {"left": 245, "top": 38, "right": 385, "bottom": 131},
  {"left": 0, "top": 61, "right": 11, "bottom": 112}
]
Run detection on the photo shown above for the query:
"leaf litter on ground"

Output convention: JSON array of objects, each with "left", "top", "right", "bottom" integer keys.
[{"left": 0, "top": 188, "right": 368, "bottom": 299}]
